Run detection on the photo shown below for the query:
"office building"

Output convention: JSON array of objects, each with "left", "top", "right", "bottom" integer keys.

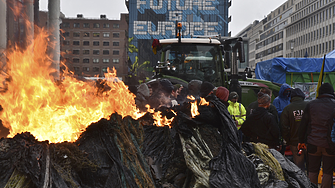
[
  {"left": 126, "top": 0, "right": 231, "bottom": 76},
  {"left": 236, "top": 0, "right": 335, "bottom": 71}
]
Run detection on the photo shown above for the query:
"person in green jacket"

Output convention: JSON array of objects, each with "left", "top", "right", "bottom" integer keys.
[
  {"left": 280, "top": 88, "right": 308, "bottom": 172},
  {"left": 228, "top": 92, "right": 246, "bottom": 129}
]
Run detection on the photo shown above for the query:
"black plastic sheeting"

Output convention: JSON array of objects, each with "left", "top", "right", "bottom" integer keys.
[
  {"left": 142, "top": 94, "right": 261, "bottom": 188},
  {"left": 269, "top": 149, "right": 317, "bottom": 188},
  {"left": 199, "top": 95, "right": 261, "bottom": 188},
  {"left": 0, "top": 133, "right": 47, "bottom": 188},
  {"left": 75, "top": 114, "right": 154, "bottom": 188},
  {"left": 0, "top": 113, "right": 155, "bottom": 188},
  {"left": 0, "top": 95, "right": 316, "bottom": 188}
]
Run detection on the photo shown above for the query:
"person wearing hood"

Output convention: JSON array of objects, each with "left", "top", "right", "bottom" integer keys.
[
  {"left": 272, "top": 83, "right": 292, "bottom": 121},
  {"left": 280, "top": 88, "right": 308, "bottom": 172},
  {"left": 240, "top": 92, "right": 281, "bottom": 149},
  {"left": 298, "top": 83, "right": 335, "bottom": 187},
  {"left": 227, "top": 92, "right": 246, "bottom": 129}
]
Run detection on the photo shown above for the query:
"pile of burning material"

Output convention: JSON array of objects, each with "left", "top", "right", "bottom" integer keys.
[
  {"left": 141, "top": 96, "right": 316, "bottom": 188},
  {"left": 0, "top": 113, "right": 154, "bottom": 188},
  {"left": 141, "top": 96, "right": 261, "bottom": 187},
  {"left": 0, "top": 26, "right": 316, "bottom": 188}
]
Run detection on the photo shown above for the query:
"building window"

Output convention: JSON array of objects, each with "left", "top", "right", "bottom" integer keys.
[
  {"left": 113, "top": 59, "right": 119, "bottom": 63},
  {"left": 73, "top": 41, "right": 80, "bottom": 45},
  {"left": 113, "top": 42, "right": 119, "bottom": 46},
  {"left": 73, "top": 23, "right": 80, "bottom": 28},
  {"left": 72, "top": 50, "right": 80, "bottom": 54},
  {"left": 83, "top": 23, "right": 90, "bottom": 28},
  {"left": 73, "top": 32, "right": 80, "bottom": 37},
  {"left": 93, "top": 50, "right": 100, "bottom": 55},
  {"left": 103, "top": 23, "right": 110, "bottom": 28},
  {"left": 103, "top": 50, "right": 110, "bottom": 55},
  {"left": 74, "top": 67, "right": 80, "bottom": 72},
  {"left": 326, "top": 41, "right": 328, "bottom": 52},
  {"left": 102, "top": 67, "right": 108, "bottom": 72},
  {"left": 103, "top": 33, "right": 110, "bottom": 37},
  {"left": 93, "top": 67, "right": 100, "bottom": 72},
  {"left": 93, "top": 33, "right": 100, "bottom": 37},
  {"left": 103, "top": 59, "right": 110, "bottom": 63},
  {"left": 63, "top": 41, "right": 70, "bottom": 45},
  {"left": 113, "top": 24, "right": 120, "bottom": 28},
  {"left": 326, "top": 26, "right": 329, "bottom": 35},
  {"left": 93, "top": 41, "right": 99, "bottom": 46},
  {"left": 113, "top": 50, "right": 119, "bottom": 55},
  {"left": 62, "top": 22, "right": 70, "bottom": 28},
  {"left": 83, "top": 41, "right": 90, "bottom": 46},
  {"left": 93, "top": 58, "right": 99, "bottom": 63},
  {"left": 83, "top": 59, "right": 90, "bottom": 63},
  {"left": 113, "top": 33, "right": 119, "bottom": 38},
  {"left": 83, "top": 67, "right": 90, "bottom": 72},
  {"left": 73, "top": 58, "right": 80, "bottom": 63},
  {"left": 84, "top": 32, "right": 90, "bottom": 37},
  {"left": 83, "top": 50, "right": 90, "bottom": 54},
  {"left": 103, "top": 42, "right": 110, "bottom": 46},
  {"left": 93, "top": 23, "right": 100, "bottom": 28},
  {"left": 63, "top": 32, "right": 70, "bottom": 37}
]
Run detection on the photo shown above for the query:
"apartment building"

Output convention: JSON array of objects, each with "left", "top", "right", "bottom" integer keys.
[
  {"left": 60, "top": 14, "right": 128, "bottom": 80},
  {"left": 236, "top": 0, "right": 335, "bottom": 71}
]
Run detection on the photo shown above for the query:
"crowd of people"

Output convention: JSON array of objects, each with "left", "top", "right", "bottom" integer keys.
[{"left": 134, "top": 78, "right": 335, "bottom": 187}]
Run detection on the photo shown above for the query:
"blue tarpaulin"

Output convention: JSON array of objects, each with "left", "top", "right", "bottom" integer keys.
[{"left": 255, "top": 55, "right": 335, "bottom": 84}]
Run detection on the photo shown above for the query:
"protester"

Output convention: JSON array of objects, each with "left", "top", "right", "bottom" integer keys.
[
  {"left": 227, "top": 91, "right": 246, "bottom": 129},
  {"left": 280, "top": 88, "right": 308, "bottom": 172},
  {"left": 199, "top": 81, "right": 215, "bottom": 98},
  {"left": 241, "top": 92, "right": 281, "bottom": 149},
  {"left": 246, "top": 87, "right": 278, "bottom": 123},
  {"left": 214, "top": 86, "right": 229, "bottom": 107},
  {"left": 177, "top": 86, "right": 188, "bottom": 105},
  {"left": 298, "top": 83, "right": 335, "bottom": 187},
  {"left": 148, "top": 79, "right": 174, "bottom": 109},
  {"left": 331, "top": 109, "right": 335, "bottom": 144},
  {"left": 188, "top": 80, "right": 202, "bottom": 99},
  {"left": 272, "top": 83, "right": 291, "bottom": 121},
  {"left": 171, "top": 84, "right": 181, "bottom": 106},
  {"left": 135, "top": 83, "right": 151, "bottom": 112}
]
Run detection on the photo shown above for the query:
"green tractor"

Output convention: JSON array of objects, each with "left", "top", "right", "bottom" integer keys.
[{"left": 149, "top": 23, "right": 280, "bottom": 106}]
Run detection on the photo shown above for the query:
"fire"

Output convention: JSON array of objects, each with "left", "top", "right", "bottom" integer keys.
[
  {"left": 188, "top": 96, "right": 199, "bottom": 118},
  {"left": 146, "top": 105, "right": 176, "bottom": 128},
  {"left": 0, "top": 28, "right": 145, "bottom": 143},
  {"left": 199, "top": 97, "right": 209, "bottom": 106},
  {"left": 187, "top": 96, "right": 209, "bottom": 118}
]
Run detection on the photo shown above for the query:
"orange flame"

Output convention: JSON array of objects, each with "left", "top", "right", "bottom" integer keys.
[
  {"left": 199, "top": 98, "right": 209, "bottom": 106},
  {"left": 187, "top": 96, "right": 209, "bottom": 118},
  {"left": 0, "top": 28, "right": 147, "bottom": 143},
  {"left": 146, "top": 106, "right": 176, "bottom": 128},
  {"left": 188, "top": 96, "right": 199, "bottom": 118}
]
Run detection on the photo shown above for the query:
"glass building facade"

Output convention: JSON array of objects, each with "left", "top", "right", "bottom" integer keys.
[{"left": 127, "top": 0, "right": 230, "bottom": 72}]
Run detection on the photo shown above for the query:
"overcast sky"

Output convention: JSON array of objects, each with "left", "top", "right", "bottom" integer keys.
[{"left": 40, "top": 0, "right": 287, "bottom": 36}]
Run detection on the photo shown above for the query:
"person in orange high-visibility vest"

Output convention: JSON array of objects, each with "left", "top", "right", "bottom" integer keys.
[{"left": 227, "top": 92, "right": 246, "bottom": 129}]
